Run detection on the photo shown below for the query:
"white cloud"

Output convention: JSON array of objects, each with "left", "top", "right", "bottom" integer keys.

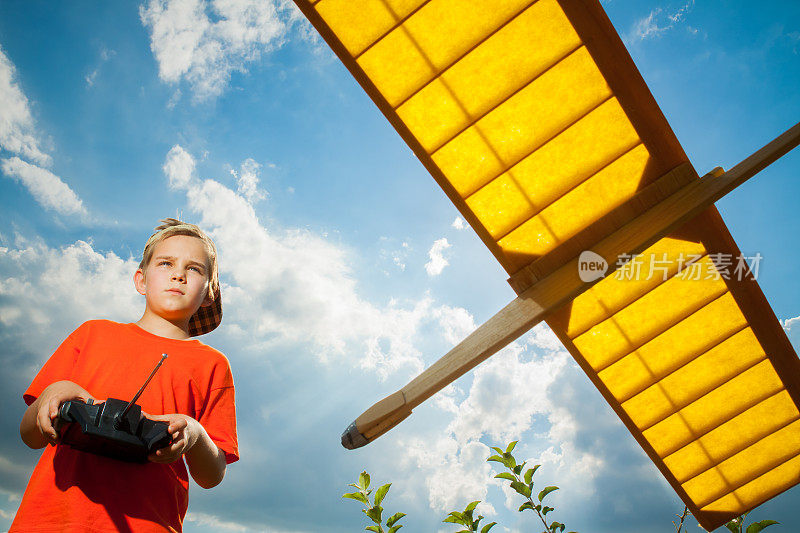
[
  {"left": 393, "top": 243, "right": 409, "bottom": 270},
  {"left": 0, "top": 48, "right": 50, "bottom": 166},
  {"left": 525, "top": 321, "right": 565, "bottom": 353},
  {"left": 402, "top": 436, "right": 496, "bottom": 514},
  {"left": 399, "top": 340, "right": 559, "bottom": 512},
  {"left": 783, "top": 315, "right": 800, "bottom": 331},
  {"left": 391, "top": 320, "right": 618, "bottom": 517},
  {"left": 628, "top": 1, "right": 695, "bottom": 42},
  {"left": 783, "top": 315, "right": 800, "bottom": 352},
  {"left": 140, "top": 0, "right": 287, "bottom": 102},
  {"left": 451, "top": 217, "right": 466, "bottom": 230},
  {"left": 1, "top": 157, "right": 87, "bottom": 217},
  {"left": 184, "top": 511, "right": 249, "bottom": 531},
  {"left": 425, "top": 238, "right": 451, "bottom": 277},
  {"left": 85, "top": 47, "right": 116, "bottom": 87},
  {"left": 230, "top": 157, "right": 267, "bottom": 203},
  {"left": 163, "top": 144, "right": 197, "bottom": 190},
  {"left": 0, "top": 236, "right": 140, "bottom": 356},
  {"left": 0, "top": 49, "right": 87, "bottom": 219},
  {"left": 379, "top": 238, "right": 410, "bottom": 272},
  {"left": 275, "top": 0, "right": 321, "bottom": 48},
  {"left": 432, "top": 304, "right": 475, "bottom": 346},
  {"left": 446, "top": 341, "right": 567, "bottom": 444},
  {"left": 0, "top": 456, "right": 29, "bottom": 492}
]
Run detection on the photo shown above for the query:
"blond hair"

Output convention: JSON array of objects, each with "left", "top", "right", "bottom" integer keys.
[{"left": 139, "top": 218, "right": 219, "bottom": 300}]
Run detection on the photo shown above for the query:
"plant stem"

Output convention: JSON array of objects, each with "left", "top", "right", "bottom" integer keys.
[
  {"left": 513, "top": 472, "right": 550, "bottom": 532},
  {"left": 674, "top": 506, "right": 689, "bottom": 532}
]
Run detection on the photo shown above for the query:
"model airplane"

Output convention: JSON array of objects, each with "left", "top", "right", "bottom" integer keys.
[{"left": 293, "top": 0, "right": 800, "bottom": 529}]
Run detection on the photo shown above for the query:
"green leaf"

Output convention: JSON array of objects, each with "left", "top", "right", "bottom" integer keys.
[
  {"left": 487, "top": 454, "right": 505, "bottom": 464},
  {"left": 502, "top": 452, "right": 516, "bottom": 469},
  {"left": 510, "top": 480, "right": 531, "bottom": 498},
  {"left": 374, "top": 483, "right": 391, "bottom": 507},
  {"left": 725, "top": 523, "right": 741, "bottom": 533},
  {"left": 465, "top": 501, "right": 480, "bottom": 513},
  {"left": 524, "top": 467, "right": 536, "bottom": 485},
  {"left": 343, "top": 492, "right": 369, "bottom": 505},
  {"left": 386, "top": 512, "right": 406, "bottom": 527},
  {"left": 538, "top": 486, "right": 559, "bottom": 502},
  {"left": 506, "top": 441, "right": 518, "bottom": 453},
  {"left": 518, "top": 501, "right": 534, "bottom": 512},
  {"left": 535, "top": 504, "right": 542, "bottom": 512},
  {"left": 494, "top": 472, "right": 516, "bottom": 482},
  {"left": 365, "top": 526, "right": 380, "bottom": 533},
  {"left": 746, "top": 520, "right": 780, "bottom": 533},
  {"left": 365, "top": 505, "right": 383, "bottom": 524},
  {"left": 491, "top": 446, "right": 504, "bottom": 455},
  {"left": 513, "top": 465, "right": 523, "bottom": 475},
  {"left": 388, "top": 526, "right": 403, "bottom": 533},
  {"left": 542, "top": 506, "right": 554, "bottom": 515},
  {"left": 359, "top": 471, "right": 371, "bottom": 490},
  {"left": 444, "top": 512, "right": 466, "bottom": 525},
  {"left": 480, "top": 522, "right": 497, "bottom": 533}
]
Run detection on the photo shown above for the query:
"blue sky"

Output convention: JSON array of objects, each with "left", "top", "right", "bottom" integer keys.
[{"left": 0, "top": 1, "right": 799, "bottom": 532}]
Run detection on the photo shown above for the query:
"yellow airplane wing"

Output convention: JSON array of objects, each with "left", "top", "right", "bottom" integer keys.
[{"left": 293, "top": 0, "right": 800, "bottom": 528}]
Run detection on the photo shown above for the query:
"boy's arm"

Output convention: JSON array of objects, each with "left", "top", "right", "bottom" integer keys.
[
  {"left": 20, "top": 380, "right": 93, "bottom": 449},
  {"left": 184, "top": 421, "right": 227, "bottom": 489},
  {"left": 147, "top": 414, "right": 227, "bottom": 489}
]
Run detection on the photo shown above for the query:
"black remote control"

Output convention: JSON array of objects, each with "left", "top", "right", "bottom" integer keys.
[{"left": 57, "top": 354, "right": 173, "bottom": 463}]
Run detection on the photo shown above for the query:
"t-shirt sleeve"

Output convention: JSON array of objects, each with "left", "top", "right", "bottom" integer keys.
[
  {"left": 23, "top": 322, "right": 88, "bottom": 406},
  {"left": 198, "top": 357, "right": 239, "bottom": 464}
]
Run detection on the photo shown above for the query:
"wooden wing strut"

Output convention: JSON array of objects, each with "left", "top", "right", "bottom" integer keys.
[{"left": 342, "top": 121, "right": 800, "bottom": 449}]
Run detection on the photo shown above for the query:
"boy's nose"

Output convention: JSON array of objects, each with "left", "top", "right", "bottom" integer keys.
[{"left": 171, "top": 271, "right": 185, "bottom": 282}]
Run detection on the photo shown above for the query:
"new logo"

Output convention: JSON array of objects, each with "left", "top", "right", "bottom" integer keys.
[{"left": 578, "top": 250, "right": 608, "bottom": 282}]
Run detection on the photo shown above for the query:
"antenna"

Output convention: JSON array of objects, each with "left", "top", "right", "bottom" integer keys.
[{"left": 117, "top": 353, "right": 168, "bottom": 426}]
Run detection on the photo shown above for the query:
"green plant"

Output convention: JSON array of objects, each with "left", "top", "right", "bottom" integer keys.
[
  {"left": 343, "top": 471, "right": 406, "bottom": 533},
  {"left": 443, "top": 500, "right": 496, "bottom": 533},
  {"left": 487, "top": 441, "right": 577, "bottom": 533},
  {"left": 675, "top": 505, "right": 779, "bottom": 533},
  {"left": 723, "top": 511, "right": 778, "bottom": 533}
]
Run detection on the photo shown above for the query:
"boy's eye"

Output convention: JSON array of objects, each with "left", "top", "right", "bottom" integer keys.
[{"left": 158, "top": 260, "right": 171, "bottom": 266}]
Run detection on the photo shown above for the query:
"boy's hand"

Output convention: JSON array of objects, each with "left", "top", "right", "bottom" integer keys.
[
  {"left": 23, "top": 381, "right": 93, "bottom": 448},
  {"left": 145, "top": 412, "right": 227, "bottom": 488},
  {"left": 146, "top": 413, "right": 200, "bottom": 464}
]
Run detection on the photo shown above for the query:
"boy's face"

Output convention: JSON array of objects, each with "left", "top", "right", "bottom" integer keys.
[{"left": 134, "top": 235, "right": 212, "bottom": 322}]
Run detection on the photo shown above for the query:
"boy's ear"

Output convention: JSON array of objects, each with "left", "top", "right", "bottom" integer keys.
[
  {"left": 200, "top": 286, "right": 213, "bottom": 308},
  {"left": 134, "top": 269, "right": 147, "bottom": 296}
]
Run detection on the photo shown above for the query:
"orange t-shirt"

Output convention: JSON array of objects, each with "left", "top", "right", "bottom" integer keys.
[{"left": 10, "top": 320, "right": 239, "bottom": 533}]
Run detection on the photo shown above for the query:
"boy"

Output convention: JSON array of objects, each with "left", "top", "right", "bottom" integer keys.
[{"left": 11, "top": 219, "right": 238, "bottom": 532}]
